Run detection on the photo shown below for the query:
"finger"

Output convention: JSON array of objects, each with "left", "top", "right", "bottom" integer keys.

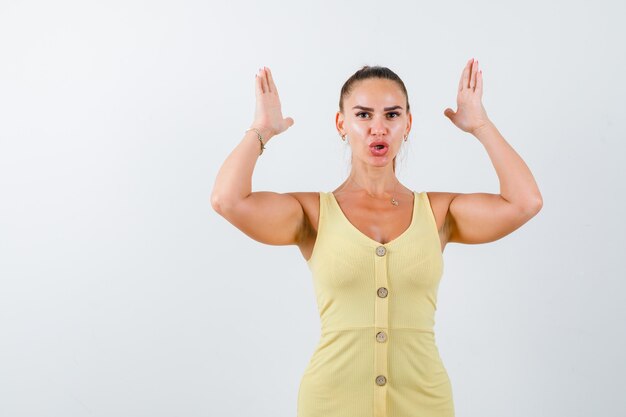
[
  {"left": 476, "top": 69, "right": 483, "bottom": 96},
  {"left": 256, "top": 68, "right": 266, "bottom": 94},
  {"left": 266, "top": 67, "right": 278, "bottom": 94},
  {"left": 466, "top": 58, "right": 475, "bottom": 89},
  {"left": 263, "top": 68, "right": 270, "bottom": 93},
  {"left": 471, "top": 59, "right": 478, "bottom": 90},
  {"left": 262, "top": 66, "right": 272, "bottom": 93},
  {"left": 259, "top": 67, "right": 268, "bottom": 93},
  {"left": 461, "top": 58, "right": 472, "bottom": 90},
  {"left": 458, "top": 58, "right": 472, "bottom": 92},
  {"left": 255, "top": 72, "right": 263, "bottom": 97},
  {"left": 267, "top": 68, "right": 278, "bottom": 93}
]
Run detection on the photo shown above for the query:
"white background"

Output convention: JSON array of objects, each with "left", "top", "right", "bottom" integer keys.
[{"left": 1, "top": 0, "right": 624, "bottom": 416}]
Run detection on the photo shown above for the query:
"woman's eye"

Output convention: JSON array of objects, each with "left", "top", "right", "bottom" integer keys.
[{"left": 355, "top": 112, "right": 400, "bottom": 118}]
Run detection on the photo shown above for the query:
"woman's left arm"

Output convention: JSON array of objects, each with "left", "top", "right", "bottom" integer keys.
[{"left": 442, "top": 58, "right": 543, "bottom": 245}]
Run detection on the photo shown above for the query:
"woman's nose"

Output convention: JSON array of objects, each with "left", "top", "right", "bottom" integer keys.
[{"left": 369, "top": 115, "right": 388, "bottom": 133}]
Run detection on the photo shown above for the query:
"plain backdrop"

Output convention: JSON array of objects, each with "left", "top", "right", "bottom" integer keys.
[{"left": 1, "top": 0, "right": 625, "bottom": 416}]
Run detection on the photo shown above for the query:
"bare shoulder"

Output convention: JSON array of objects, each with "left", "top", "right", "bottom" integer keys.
[
  {"left": 424, "top": 191, "right": 463, "bottom": 251},
  {"left": 284, "top": 192, "right": 320, "bottom": 261},
  {"left": 424, "top": 192, "right": 458, "bottom": 230},
  {"left": 285, "top": 191, "right": 321, "bottom": 236}
]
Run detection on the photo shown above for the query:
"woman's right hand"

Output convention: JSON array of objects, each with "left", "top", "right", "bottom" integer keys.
[{"left": 252, "top": 67, "right": 294, "bottom": 140}]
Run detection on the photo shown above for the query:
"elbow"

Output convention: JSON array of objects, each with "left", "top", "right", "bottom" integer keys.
[
  {"left": 211, "top": 193, "right": 243, "bottom": 215},
  {"left": 524, "top": 196, "right": 543, "bottom": 217},
  {"left": 532, "top": 192, "right": 544, "bottom": 212},
  {"left": 211, "top": 193, "right": 226, "bottom": 214},
  {"left": 211, "top": 201, "right": 221, "bottom": 215}
]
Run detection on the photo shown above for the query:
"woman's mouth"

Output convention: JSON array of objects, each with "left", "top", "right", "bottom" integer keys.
[{"left": 370, "top": 143, "right": 389, "bottom": 156}]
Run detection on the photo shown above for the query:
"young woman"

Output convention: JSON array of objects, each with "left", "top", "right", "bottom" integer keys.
[{"left": 211, "top": 59, "right": 542, "bottom": 417}]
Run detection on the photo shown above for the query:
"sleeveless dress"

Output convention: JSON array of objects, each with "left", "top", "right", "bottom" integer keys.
[{"left": 298, "top": 190, "right": 454, "bottom": 417}]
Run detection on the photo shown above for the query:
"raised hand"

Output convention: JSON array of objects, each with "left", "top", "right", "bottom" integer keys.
[
  {"left": 252, "top": 66, "right": 294, "bottom": 139},
  {"left": 443, "top": 58, "right": 491, "bottom": 135}
]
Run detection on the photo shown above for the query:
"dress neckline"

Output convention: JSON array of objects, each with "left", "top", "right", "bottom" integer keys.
[{"left": 328, "top": 190, "right": 418, "bottom": 246}]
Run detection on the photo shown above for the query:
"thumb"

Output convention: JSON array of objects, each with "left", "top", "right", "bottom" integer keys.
[
  {"left": 443, "top": 108, "right": 455, "bottom": 121},
  {"left": 284, "top": 117, "right": 294, "bottom": 128}
]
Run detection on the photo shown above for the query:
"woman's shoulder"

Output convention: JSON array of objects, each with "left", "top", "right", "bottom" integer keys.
[
  {"left": 284, "top": 191, "right": 322, "bottom": 233},
  {"left": 424, "top": 191, "right": 460, "bottom": 233},
  {"left": 284, "top": 191, "right": 321, "bottom": 205}
]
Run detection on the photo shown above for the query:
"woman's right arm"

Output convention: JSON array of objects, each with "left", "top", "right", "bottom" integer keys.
[{"left": 210, "top": 67, "right": 302, "bottom": 246}]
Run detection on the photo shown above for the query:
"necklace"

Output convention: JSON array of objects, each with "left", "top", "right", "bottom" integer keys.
[{"left": 347, "top": 177, "right": 401, "bottom": 206}]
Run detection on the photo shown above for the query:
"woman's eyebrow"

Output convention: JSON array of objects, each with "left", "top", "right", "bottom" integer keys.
[{"left": 352, "top": 105, "right": 403, "bottom": 111}]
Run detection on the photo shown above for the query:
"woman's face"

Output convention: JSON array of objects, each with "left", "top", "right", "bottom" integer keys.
[{"left": 337, "top": 78, "right": 412, "bottom": 169}]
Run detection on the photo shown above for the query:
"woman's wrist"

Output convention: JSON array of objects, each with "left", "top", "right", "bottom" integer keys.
[{"left": 248, "top": 125, "right": 274, "bottom": 144}]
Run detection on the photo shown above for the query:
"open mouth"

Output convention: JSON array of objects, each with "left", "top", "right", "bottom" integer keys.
[{"left": 370, "top": 143, "right": 389, "bottom": 156}]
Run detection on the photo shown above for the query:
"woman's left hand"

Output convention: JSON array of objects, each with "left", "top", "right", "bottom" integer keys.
[{"left": 444, "top": 58, "right": 491, "bottom": 135}]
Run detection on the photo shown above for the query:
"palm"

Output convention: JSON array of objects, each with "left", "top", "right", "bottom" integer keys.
[
  {"left": 444, "top": 58, "right": 490, "bottom": 135},
  {"left": 254, "top": 67, "right": 294, "bottom": 137}
]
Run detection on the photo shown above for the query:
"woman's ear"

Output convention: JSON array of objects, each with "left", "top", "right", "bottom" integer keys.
[
  {"left": 336, "top": 111, "right": 345, "bottom": 136},
  {"left": 405, "top": 111, "right": 412, "bottom": 136}
]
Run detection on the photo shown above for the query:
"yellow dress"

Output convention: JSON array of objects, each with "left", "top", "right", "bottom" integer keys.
[{"left": 298, "top": 191, "right": 454, "bottom": 417}]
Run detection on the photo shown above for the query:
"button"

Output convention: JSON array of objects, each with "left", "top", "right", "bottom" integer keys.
[
  {"left": 375, "top": 246, "right": 386, "bottom": 256},
  {"left": 377, "top": 287, "right": 388, "bottom": 298},
  {"left": 376, "top": 331, "right": 387, "bottom": 342},
  {"left": 375, "top": 375, "right": 387, "bottom": 386}
]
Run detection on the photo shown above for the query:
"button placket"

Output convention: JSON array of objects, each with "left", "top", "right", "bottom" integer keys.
[{"left": 373, "top": 245, "right": 389, "bottom": 417}]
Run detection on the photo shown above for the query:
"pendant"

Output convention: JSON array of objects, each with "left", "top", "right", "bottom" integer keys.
[{"left": 391, "top": 197, "right": 399, "bottom": 206}]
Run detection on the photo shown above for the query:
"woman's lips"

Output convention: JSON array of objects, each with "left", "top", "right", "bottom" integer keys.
[{"left": 370, "top": 145, "right": 389, "bottom": 156}]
